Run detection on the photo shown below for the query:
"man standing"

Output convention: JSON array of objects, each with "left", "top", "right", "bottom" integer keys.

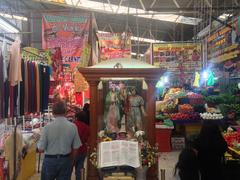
[{"left": 38, "top": 101, "right": 81, "bottom": 180}]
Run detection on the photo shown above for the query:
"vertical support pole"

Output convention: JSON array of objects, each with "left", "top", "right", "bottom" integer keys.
[
  {"left": 87, "top": 80, "right": 99, "bottom": 180},
  {"left": 89, "top": 13, "right": 93, "bottom": 66},
  {"left": 13, "top": 124, "right": 17, "bottom": 180},
  {"left": 145, "top": 80, "right": 156, "bottom": 145},
  {"left": 146, "top": 80, "right": 158, "bottom": 180}
]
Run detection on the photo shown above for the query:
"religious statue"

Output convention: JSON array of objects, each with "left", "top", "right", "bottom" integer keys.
[
  {"left": 127, "top": 87, "right": 147, "bottom": 133},
  {"left": 104, "top": 83, "right": 121, "bottom": 132}
]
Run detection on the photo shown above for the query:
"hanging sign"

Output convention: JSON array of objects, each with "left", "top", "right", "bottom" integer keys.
[
  {"left": 207, "top": 18, "right": 240, "bottom": 78},
  {"left": 207, "top": 20, "right": 240, "bottom": 63},
  {"left": 152, "top": 43, "right": 202, "bottom": 72},
  {"left": 42, "top": 14, "right": 90, "bottom": 69},
  {"left": 97, "top": 33, "right": 131, "bottom": 61}
]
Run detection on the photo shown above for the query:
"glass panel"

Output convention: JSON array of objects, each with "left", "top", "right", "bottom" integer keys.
[{"left": 98, "top": 79, "right": 147, "bottom": 139}]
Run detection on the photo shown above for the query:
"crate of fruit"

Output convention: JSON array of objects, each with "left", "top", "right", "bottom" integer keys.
[
  {"left": 187, "top": 93, "right": 205, "bottom": 105},
  {"left": 178, "top": 104, "right": 194, "bottom": 114}
]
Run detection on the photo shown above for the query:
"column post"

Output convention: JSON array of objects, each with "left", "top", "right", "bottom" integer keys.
[
  {"left": 145, "top": 80, "right": 158, "bottom": 180},
  {"left": 87, "top": 80, "right": 99, "bottom": 180}
]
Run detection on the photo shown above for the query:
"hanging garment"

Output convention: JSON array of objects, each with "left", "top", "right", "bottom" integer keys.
[
  {"left": 41, "top": 65, "right": 50, "bottom": 112},
  {"left": 20, "top": 59, "right": 25, "bottom": 116},
  {"left": 38, "top": 64, "right": 43, "bottom": 112},
  {"left": 32, "top": 62, "right": 36, "bottom": 112},
  {"left": 9, "top": 86, "right": 13, "bottom": 117},
  {"left": 2, "top": 39, "right": 9, "bottom": 82},
  {"left": 24, "top": 61, "right": 29, "bottom": 113},
  {"left": 4, "top": 81, "right": 9, "bottom": 118},
  {"left": 35, "top": 63, "right": 40, "bottom": 112},
  {"left": 29, "top": 62, "right": 36, "bottom": 113},
  {"left": 13, "top": 85, "right": 18, "bottom": 116},
  {"left": 9, "top": 38, "right": 22, "bottom": 86},
  {"left": 27, "top": 61, "right": 32, "bottom": 113}
]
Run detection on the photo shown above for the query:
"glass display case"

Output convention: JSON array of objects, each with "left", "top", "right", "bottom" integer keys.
[{"left": 98, "top": 79, "right": 147, "bottom": 138}]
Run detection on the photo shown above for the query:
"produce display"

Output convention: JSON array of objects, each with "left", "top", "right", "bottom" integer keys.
[
  {"left": 178, "top": 104, "right": 194, "bottom": 114},
  {"left": 224, "top": 131, "right": 240, "bottom": 149},
  {"left": 200, "top": 112, "right": 224, "bottom": 120},
  {"left": 155, "top": 114, "right": 169, "bottom": 121},
  {"left": 163, "top": 88, "right": 185, "bottom": 101},
  {"left": 171, "top": 112, "right": 200, "bottom": 121},
  {"left": 156, "top": 84, "right": 240, "bottom": 128},
  {"left": 187, "top": 92, "right": 205, "bottom": 105}
]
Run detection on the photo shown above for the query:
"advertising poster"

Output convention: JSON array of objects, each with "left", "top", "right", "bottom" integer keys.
[
  {"left": 42, "top": 14, "right": 90, "bottom": 69},
  {"left": 207, "top": 18, "right": 240, "bottom": 78},
  {"left": 153, "top": 43, "right": 202, "bottom": 72},
  {"left": 97, "top": 33, "right": 131, "bottom": 61}
]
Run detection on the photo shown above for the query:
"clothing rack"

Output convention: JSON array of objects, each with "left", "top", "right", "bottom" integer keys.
[
  {"left": 0, "top": 32, "right": 32, "bottom": 35},
  {"left": 22, "top": 48, "right": 46, "bottom": 61}
]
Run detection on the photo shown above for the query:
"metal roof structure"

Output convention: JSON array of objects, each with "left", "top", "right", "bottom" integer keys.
[{"left": 0, "top": 0, "right": 239, "bottom": 54}]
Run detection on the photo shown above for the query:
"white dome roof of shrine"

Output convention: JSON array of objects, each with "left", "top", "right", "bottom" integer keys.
[{"left": 89, "top": 58, "right": 156, "bottom": 68}]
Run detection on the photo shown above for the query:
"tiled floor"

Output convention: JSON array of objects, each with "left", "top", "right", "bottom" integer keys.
[
  {"left": 158, "top": 151, "right": 180, "bottom": 180},
  {"left": 29, "top": 151, "right": 180, "bottom": 180}
]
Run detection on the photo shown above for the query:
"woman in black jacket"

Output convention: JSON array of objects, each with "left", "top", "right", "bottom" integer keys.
[{"left": 194, "top": 121, "right": 228, "bottom": 180}]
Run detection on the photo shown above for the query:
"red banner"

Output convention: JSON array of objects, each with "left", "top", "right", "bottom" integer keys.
[
  {"left": 42, "top": 14, "right": 90, "bottom": 69},
  {"left": 97, "top": 33, "right": 131, "bottom": 61}
]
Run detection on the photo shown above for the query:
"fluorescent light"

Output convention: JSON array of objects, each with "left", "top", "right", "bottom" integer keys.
[
  {"left": 0, "top": 13, "right": 28, "bottom": 21},
  {"left": 218, "top": 13, "right": 233, "bottom": 21},
  {"left": 130, "top": 36, "right": 163, "bottom": 43},
  {"left": 40, "top": 0, "right": 201, "bottom": 25},
  {"left": 97, "top": 30, "right": 163, "bottom": 43},
  {"left": 0, "top": 18, "right": 19, "bottom": 33},
  {"left": 130, "top": 52, "right": 144, "bottom": 57}
]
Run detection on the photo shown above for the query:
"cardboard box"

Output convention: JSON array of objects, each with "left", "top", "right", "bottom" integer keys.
[{"left": 171, "top": 137, "right": 185, "bottom": 150}]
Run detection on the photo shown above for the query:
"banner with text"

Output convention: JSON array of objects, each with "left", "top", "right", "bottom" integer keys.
[
  {"left": 207, "top": 18, "right": 240, "bottom": 77},
  {"left": 97, "top": 33, "right": 131, "bottom": 61},
  {"left": 153, "top": 43, "right": 202, "bottom": 84},
  {"left": 153, "top": 43, "right": 202, "bottom": 72},
  {"left": 42, "top": 14, "right": 90, "bottom": 69}
]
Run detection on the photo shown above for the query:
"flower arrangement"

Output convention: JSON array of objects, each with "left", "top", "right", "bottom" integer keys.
[
  {"left": 135, "top": 131, "right": 159, "bottom": 167},
  {"left": 89, "top": 147, "right": 98, "bottom": 168}
]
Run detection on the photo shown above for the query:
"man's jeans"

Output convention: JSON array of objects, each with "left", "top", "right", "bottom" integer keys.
[
  {"left": 74, "top": 153, "right": 86, "bottom": 180},
  {"left": 41, "top": 156, "right": 72, "bottom": 180}
]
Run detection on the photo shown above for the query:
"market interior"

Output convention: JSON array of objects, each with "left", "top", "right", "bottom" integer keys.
[{"left": 0, "top": 0, "right": 240, "bottom": 180}]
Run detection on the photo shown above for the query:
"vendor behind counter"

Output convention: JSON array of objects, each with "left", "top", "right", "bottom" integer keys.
[{"left": 222, "top": 110, "right": 238, "bottom": 130}]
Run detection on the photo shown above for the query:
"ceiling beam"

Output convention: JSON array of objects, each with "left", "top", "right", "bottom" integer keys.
[
  {"left": 234, "top": 0, "right": 239, "bottom": 5},
  {"left": 204, "top": 0, "right": 212, "bottom": 8},
  {"left": 186, "top": 0, "right": 193, "bottom": 7},
  {"left": 172, "top": 0, "right": 180, "bottom": 8},
  {"left": 148, "top": 6, "right": 240, "bottom": 11},
  {"left": 116, "top": 0, "right": 123, "bottom": 13},
  {"left": 150, "top": 0, "right": 157, "bottom": 8},
  {"left": 139, "top": 0, "right": 146, "bottom": 11}
]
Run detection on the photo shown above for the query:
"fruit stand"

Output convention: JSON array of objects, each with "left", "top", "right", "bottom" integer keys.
[{"left": 156, "top": 88, "right": 204, "bottom": 138}]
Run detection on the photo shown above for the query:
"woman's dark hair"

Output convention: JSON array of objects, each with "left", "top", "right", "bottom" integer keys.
[
  {"left": 195, "top": 121, "right": 228, "bottom": 158},
  {"left": 198, "top": 121, "right": 224, "bottom": 147},
  {"left": 75, "top": 111, "right": 88, "bottom": 125},
  {"left": 83, "top": 103, "right": 90, "bottom": 125},
  {"left": 83, "top": 103, "right": 89, "bottom": 111},
  {"left": 175, "top": 148, "right": 199, "bottom": 180}
]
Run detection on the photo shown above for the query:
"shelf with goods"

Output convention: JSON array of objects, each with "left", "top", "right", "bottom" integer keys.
[
  {"left": 0, "top": 112, "right": 53, "bottom": 180},
  {"left": 156, "top": 87, "right": 204, "bottom": 137}
]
